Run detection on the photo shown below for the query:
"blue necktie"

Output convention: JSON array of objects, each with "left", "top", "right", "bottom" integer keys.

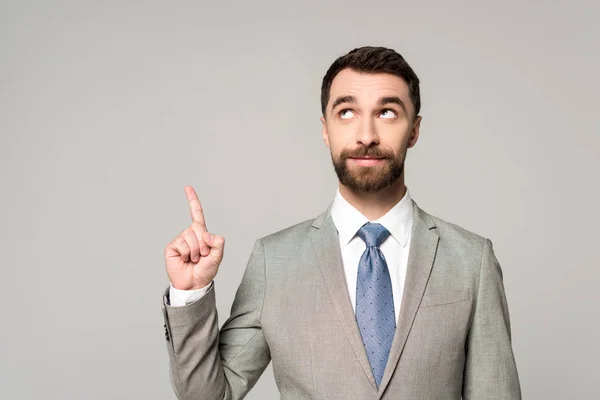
[{"left": 355, "top": 222, "right": 395, "bottom": 388}]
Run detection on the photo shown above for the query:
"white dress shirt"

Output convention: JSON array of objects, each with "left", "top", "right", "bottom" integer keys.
[
  {"left": 330, "top": 187, "right": 413, "bottom": 322},
  {"left": 169, "top": 280, "right": 212, "bottom": 307},
  {"left": 169, "top": 187, "right": 414, "bottom": 314}
]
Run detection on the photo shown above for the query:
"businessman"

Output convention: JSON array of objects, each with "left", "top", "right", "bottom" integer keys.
[{"left": 160, "top": 46, "right": 521, "bottom": 399}]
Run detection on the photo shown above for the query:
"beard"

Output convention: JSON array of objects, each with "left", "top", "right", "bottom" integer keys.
[{"left": 331, "top": 146, "right": 405, "bottom": 193}]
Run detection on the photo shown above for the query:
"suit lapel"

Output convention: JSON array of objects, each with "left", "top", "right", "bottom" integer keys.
[
  {"left": 309, "top": 204, "right": 378, "bottom": 391},
  {"left": 376, "top": 199, "right": 439, "bottom": 397}
]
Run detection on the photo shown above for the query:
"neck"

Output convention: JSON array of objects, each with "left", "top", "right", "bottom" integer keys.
[{"left": 339, "top": 178, "right": 407, "bottom": 221}]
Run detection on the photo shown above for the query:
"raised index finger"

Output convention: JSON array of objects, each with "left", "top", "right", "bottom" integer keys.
[{"left": 184, "top": 185, "right": 207, "bottom": 228}]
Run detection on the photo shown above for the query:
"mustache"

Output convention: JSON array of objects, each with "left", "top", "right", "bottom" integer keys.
[{"left": 340, "top": 147, "right": 393, "bottom": 159}]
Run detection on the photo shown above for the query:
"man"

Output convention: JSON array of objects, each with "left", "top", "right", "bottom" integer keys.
[{"left": 161, "top": 46, "right": 521, "bottom": 400}]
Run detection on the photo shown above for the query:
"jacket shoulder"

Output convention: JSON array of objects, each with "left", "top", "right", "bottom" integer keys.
[
  {"left": 258, "top": 216, "right": 317, "bottom": 247},
  {"left": 420, "top": 205, "right": 489, "bottom": 257}
]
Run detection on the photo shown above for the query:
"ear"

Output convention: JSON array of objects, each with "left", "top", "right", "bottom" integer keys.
[
  {"left": 320, "top": 116, "right": 330, "bottom": 148},
  {"left": 407, "top": 115, "right": 422, "bottom": 149}
]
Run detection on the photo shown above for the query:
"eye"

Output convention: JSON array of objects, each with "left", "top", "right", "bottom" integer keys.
[
  {"left": 339, "top": 109, "right": 355, "bottom": 119},
  {"left": 379, "top": 109, "right": 397, "bottom": 119}
]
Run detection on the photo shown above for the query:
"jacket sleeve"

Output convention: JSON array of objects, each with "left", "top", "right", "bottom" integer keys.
[
  {"left": 462, "top": 238, "right": 522, "bottom": 399},
  {"left": 161, "top": 238, "right": 271, "bottom": 400}
]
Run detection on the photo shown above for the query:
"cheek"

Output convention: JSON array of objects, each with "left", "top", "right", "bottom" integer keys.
[
  {"left": 377, "top": 123, "right": 410, "bottom": 147},
  {"left": 328, "top": 141, "right": 344, "bottom": 158},
  {"left": 325, "top": 127, "right": 349, "bottom": 150}
]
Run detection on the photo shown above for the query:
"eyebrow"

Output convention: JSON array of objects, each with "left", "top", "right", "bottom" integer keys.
[
  {"left": 330, "top": 95, "right": 408, "bottom": 115},
  {"left": 330, "top": 95, "right": 356, "bottom": 112}
]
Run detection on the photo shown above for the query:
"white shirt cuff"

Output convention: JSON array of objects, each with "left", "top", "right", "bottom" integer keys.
[{"left": 169, "top": 281, "right": 213, "bottom": 307}]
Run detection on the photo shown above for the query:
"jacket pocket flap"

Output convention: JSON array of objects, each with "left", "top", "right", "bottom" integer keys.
[{"left": 420, "top": 289, "right": 471, "bottom": 307}]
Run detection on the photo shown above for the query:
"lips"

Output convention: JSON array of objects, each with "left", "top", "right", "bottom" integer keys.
[{"left": 349, "top": 157, "right": 385, "bottom": 166}]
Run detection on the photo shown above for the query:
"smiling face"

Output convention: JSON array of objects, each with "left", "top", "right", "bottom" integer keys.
[{"left": 321, "top": 68, "right": 422, "bottom": 193}]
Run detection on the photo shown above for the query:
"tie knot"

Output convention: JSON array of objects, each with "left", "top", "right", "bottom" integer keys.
[{"left": 356, "top": 222, "right": 390, "bottom": 248}]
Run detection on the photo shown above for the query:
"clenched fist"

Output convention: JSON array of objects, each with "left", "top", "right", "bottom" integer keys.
[{"left": 165, "top": 186, "right": 225, "bottom": 290}]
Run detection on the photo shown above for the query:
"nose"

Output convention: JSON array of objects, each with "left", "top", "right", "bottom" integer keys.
[{"left": 355, "top": 117, "right": 379, "bottom": 147}]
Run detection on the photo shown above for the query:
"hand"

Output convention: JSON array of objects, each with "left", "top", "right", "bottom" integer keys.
[{"left": 165, "top": 186, "right": 225, "bottom": 290}]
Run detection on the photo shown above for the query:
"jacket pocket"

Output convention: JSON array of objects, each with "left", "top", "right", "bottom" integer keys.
[{"left": 419, "top": 289, "right": 471, "bottom": 308}]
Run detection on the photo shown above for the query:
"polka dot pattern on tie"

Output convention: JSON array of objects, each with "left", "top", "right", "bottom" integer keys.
[{"left": 355, "top": 222, "right": 396, "bottom": 388}]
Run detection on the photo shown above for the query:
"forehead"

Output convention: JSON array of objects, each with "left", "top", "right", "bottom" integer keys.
[
  {"left": 329, "top": 68, "right": 410, "bottom": 101},
  {"left": 329, "top": 68, "right": 411, "bottom": 107}
]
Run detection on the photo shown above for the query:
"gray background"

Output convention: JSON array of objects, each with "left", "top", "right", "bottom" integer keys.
[{"left": 1, "top": 0, "right": 598, "bottom": 399}]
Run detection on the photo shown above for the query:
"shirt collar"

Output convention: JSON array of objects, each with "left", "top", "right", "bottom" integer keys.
[{"left": 330, "top": 186, "right": 413, "bottom": 248}]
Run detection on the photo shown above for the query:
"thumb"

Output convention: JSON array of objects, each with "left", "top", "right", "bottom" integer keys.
[{"left": 203, "top": 231, "right": 225, "bottom": 251}]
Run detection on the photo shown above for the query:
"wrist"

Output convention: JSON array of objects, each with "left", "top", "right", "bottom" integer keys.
[{"left": 171, "top": 280, "right": 212, "bottom": 291}]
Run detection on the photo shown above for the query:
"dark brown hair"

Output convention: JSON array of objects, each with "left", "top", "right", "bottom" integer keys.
[{"left": 320, "top": 46, "right": 421, "bottom": 119}]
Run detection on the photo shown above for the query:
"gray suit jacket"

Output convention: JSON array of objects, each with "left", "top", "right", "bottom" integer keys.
[{"left": 161, "top": 199, "right": 521, "bottom": 400}]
